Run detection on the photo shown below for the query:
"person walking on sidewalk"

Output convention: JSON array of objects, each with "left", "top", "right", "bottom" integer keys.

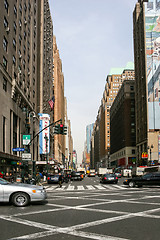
[{"left": 58, "top": 173, "right": 62, "bottom": 188}]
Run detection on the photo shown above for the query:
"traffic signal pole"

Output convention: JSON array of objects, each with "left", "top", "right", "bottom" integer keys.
[
  {"left": 28, "top": 118, "right": 62, "bottom": 146},
  {"left": 28, "top": 118, "right": 62, "bottom": 177}
]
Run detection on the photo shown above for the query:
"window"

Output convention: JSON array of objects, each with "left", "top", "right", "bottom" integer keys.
[
  {"left": 24, "top": 3, "right": 27, "bottom": 12},
  {"left": 13, "top": 22, "right": 17, "bottom": 33},
  {"left": 4, "top": 0, "right": 9, "bottom": 13},
  {"left": 24, "top": 31, "right": 26, "bottom": 40},
  {"left": 24, "top": 45, "right": 26, "bottom": 55},
  {"left": 13, "top": 55, "right": 16, "bottom": 65},
  {"left": 3, "top": 116, "right": 6, "bottom": 152},
  {"left": 14, "top": 5, "right": 17, "bottom": 17},
  {"left": 19, "top": 35, "right": 22, "bottom": 45},
  {"left": 19, "top": 3, "right": 22, "bottom": 14},
  {"left": 23, "top": 59, "right": 26, "bottom": 69},
  {"left": 3, "top": 77, "right": 7, "bottom": 91},
  {"left": 3, "top": 37, "right": 8, "bottom": 52},
  {"left": 3, "top": 56, "right": 7, "bottom": 70},
  {"left": 4, "top": 16, "right": 8, "bottom": 28},
  {"left": 13, "top": 38, "right": 16, "bottom": 49},
  {"left": 132, "top": 149, "right": 135, "bottom": 154},
  {"left": 19, "top": 19, "right": 22, "bottom": 28},
  {"left": 130, "top": 86, "right": 134, "bottom": 91},
  {"left": 13, "top": 113, "right": 17, "bottom": 149}
]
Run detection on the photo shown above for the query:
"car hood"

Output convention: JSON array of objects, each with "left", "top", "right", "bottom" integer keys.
[{"left": 9, "top": 183, "right": 44, "bottom": 190}]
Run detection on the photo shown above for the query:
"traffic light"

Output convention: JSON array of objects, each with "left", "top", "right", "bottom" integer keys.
[
  {"left": 63, "top": 125, "right": 67, "bottom": 135},
  {"left": 54, "top": 124, "right": 60, "bottom": 134},
  {"left": 59, "top": 124, "right": 64, "bottom": 134}
]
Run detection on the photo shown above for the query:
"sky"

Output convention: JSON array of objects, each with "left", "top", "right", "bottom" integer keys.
[{"left": 48, "top": 0, "right": 138, "bottom": 163}]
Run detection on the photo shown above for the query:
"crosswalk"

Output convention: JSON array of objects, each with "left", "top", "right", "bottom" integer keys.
[{"left": 45, "top": 184, "right": 126, "bottom": 192}]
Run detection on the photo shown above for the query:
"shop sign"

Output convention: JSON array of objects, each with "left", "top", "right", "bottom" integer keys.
[
  {"left": 141, "top": 152, "right": 148, "bottom": 159},
  {"left": 22, "top": 153, "right": 31, "bottom": 161}
]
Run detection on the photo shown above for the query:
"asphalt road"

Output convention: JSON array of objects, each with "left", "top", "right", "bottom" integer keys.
[{"left": 1, "top": 176, "right": 160, "bottom": 240}]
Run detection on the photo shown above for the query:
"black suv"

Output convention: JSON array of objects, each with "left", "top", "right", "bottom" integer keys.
[
  {"left": 123, "top": 172, "right": 160, "bottom": 187},
  {"left": 71, "top": 171, "right": 82, "bottom": 181}
]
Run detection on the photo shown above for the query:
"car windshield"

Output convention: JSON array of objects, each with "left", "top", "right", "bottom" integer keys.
[
  {"left": 0, "top": 178, "right": 9, "bottom": 185},
  {"left": 104, "top": 174, "right": 115, "bottom": 177}
]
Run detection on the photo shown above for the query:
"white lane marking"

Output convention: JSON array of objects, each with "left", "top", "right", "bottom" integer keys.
[
  {"left": 9, "top": 229, "right": 128, "bottom": 240},
  {"left": 66, "top": 185, "right": 75, "bottom": 190},
  {"left": 4, "top": 204, "right": 160, "bottom": 240},
  {"left": 94, "top": 185, "right": 106, "bottom": 190},
  {"left": 9, "top": 230, "right": 56, "bottom": 240},
  {"left": 46, "top": 186, "right": 58, "bottom": 191},
  {"left": 64, "top": 230, "right": 129, "bottom": 240},
  {"left": 56, "top": 185, "right": 66, "bottom": 190},
  {"left": 77, "top": 186, "right": 85, "bottom": 190},
  {"left": 0, "top": 215, "right": 56, "bottom": 231},
  {"left": 113, "top": 185, "right": 126, "bottom": 189},
  {"left": 86, "top": 185, "right": 96, "bottom": 190}
]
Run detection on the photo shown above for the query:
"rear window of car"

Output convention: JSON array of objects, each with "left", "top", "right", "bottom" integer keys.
[{"left": 104, "top": 174, "right": 115, "bottom": 177}]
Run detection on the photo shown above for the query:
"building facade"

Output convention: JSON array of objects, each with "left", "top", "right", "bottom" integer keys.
[
  {"left": 110, "top": 80, "right": 136, "bottom": 169},
  {"left": 90, "top": 63, "right": 135, "bottom": 170},
  {"left": 0, "top": 0, "right": 54, "bottom": 176},
  {"left": 133, "top": 0, "right": 160, "bottom": 165}
]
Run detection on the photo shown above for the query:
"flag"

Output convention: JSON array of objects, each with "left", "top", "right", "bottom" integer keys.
[{"left": 48, "top": 96, "right": 55, "bottom": 110}]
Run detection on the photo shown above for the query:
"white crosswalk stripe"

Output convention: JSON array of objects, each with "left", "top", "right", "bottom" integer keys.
[
  {"left": 66, "top": 185, "right": 75, "bottom": 191},
  {"left": 86, "top": 185, "right": 96, "bottom": 190},
  {"left": 94, "top": 185, "right": 106, "bottom": 190},
  {"left": 45, "top": 184, "right": 126, "bottom": 192},
  {"left": 77, "top": 186, "right": 85, "bottom": 190}
]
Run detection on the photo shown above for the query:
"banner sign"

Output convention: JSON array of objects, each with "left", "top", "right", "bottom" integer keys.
[{"left": 38, "top": 113, "right": 50, "bottom": 154}]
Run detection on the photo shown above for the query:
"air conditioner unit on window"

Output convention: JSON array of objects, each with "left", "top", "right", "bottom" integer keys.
[
  {"left": 6, "top": 27, "right": 10, "bottom": 33},
  {"left": 19, "top": 55, "right": 22, "bottom": 59}
]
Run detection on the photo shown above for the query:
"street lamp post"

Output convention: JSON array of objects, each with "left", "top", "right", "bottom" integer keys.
[
  {"left": 44, "top": 135, "right": 49, "bottom": 176},
  {"left": 148, "top": 144, "right": 154, "bottom": 166}
]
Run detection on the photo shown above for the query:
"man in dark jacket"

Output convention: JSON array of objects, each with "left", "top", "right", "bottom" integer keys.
[{"left": 58, "top": 173, "right": 62, "bottom": 188}]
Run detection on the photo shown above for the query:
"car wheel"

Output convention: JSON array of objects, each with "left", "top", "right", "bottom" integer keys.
[
  {"left": 128, "top": 181, "right": 135, "bottom": 188},
  {"left": 11, "top": 192, "right": 29, "bottom": 207}
]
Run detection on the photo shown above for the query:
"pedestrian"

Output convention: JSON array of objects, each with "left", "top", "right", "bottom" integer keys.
[
  {"left": 39, "top": 172, "right": 43, "bottom": 178},
  {"left": 58, "top": 173, "right": 62, "bottom": 188}
]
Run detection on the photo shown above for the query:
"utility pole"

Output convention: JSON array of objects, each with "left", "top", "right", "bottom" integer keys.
[{"left": 44, "top": 135, "right": 49, "bottom": 176}]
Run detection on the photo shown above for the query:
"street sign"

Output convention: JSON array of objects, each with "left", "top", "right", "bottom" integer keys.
[
  {"left": 12, "top": 148, "right": 25, "bottom": 152},
  {"left": 22, "top": 153, "right": 32, "bottom": 161},
  {"left": 23, "top": 135, "right": 31, "bottom": 145}
]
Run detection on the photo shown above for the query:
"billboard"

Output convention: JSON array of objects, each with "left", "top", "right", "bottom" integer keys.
[
  {"left": 145, "top": 0, "right": 160, "bottom": 129},
  {"left": 38, "top": 113, "right": 50, "bottom": 154}
]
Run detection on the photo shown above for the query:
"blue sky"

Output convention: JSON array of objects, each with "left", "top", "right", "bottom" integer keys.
[{"left": 48, "top": 0, "right": 137, "bottom": 163}]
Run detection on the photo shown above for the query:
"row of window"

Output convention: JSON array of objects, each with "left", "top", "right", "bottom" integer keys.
[{"left": 5, "top": 0, "right": 32, "bottom": 16}]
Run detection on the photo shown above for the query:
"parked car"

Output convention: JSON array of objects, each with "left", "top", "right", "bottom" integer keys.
[
  {"left": 47, "top": 174, "right": 61, "bottom": 184},
  {"left": 100, "top": 174, "right": 118, "bottom": 184},
  {"left": 115, "top": 172, "right": 122, "bottom": 178},
  {"left": 123, "top": 172, "right": 160, "bottom": 187},
  {"left": 71, "top": 171, "right": 82, "bottom": 181},
  {"left": 88, "top": 172, "right": 96, "bottom": 177},
  {"left": 0, "top": 178, "right": 47, "bottom": 207}
]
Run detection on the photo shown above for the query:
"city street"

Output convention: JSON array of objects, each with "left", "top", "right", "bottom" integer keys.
[{"left": 1, "top": 176, "right": 160, "bottom": 240}]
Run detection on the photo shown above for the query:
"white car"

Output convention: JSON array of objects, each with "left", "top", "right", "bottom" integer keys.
[{"left": 0, "top": 178, "right": 47, "bottom": 207}]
